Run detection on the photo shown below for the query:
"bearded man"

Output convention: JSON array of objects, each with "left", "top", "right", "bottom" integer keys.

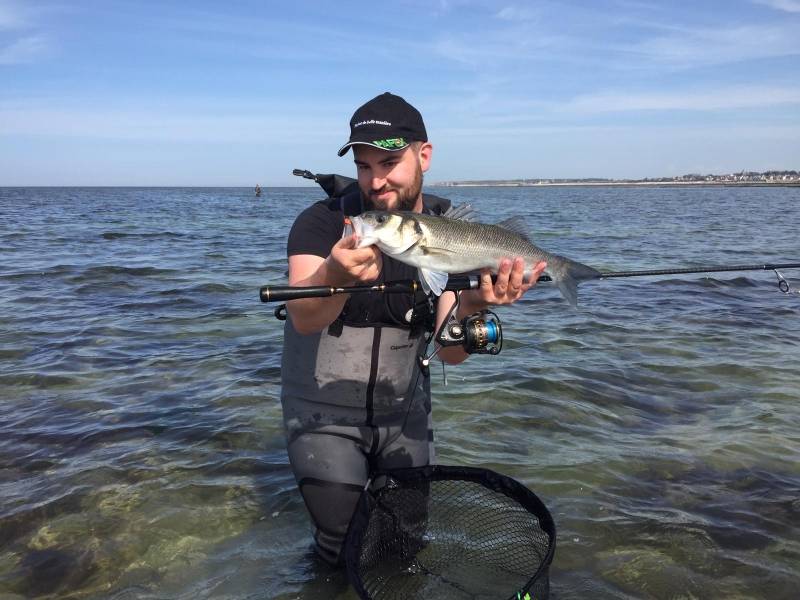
[{"left": 279, "top": 92, "right": 544, "bottom": 565}]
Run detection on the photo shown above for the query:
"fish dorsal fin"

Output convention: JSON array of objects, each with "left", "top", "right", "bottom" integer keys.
[
  {"left": 496, "top": 217, "right": 532, "bottom": 242},
  {"left": 418, "top": 268, "right": 449, "bottom": 296},
  {"left": 442, "top": 203, "right": 477, "bottom": 222}
]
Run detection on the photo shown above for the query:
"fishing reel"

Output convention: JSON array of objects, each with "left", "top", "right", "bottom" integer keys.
[
  {"left": 436, "top": 309, "right": 503, "bottom": 354},
  {"left": 419, "top": 292, "right": 503, "bottom": 373}
]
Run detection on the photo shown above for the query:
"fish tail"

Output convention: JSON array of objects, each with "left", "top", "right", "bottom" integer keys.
[{"left": 547, "top": 257, "right": 601, "bottom": 307}]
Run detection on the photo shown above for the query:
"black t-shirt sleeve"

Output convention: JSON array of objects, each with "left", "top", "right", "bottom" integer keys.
[{"left": 287, "top": 200, "right": 344, "bottom": 258}]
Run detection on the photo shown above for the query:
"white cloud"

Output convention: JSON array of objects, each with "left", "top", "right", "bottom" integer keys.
[
  {"left": 752, "top": 0, "right": 800, "bottom": 13},
  {"left": 0, "top": 1, "right": 55, "bottom": 64},
  {"left": 432, "top": 30, "right": 561, "bottom": 66},
  {"left": 0, "top": 104, "right": 341, "bottom": 143},
  {"left": 0, "top": 34, "right": 47, "bottom": 64},
  {"left": 562, "top": 86, "right": 800, "bottom": 113},
  {"left": 432, "top": 16, "right": 800, "bottom": 73},
  {"left": 0, "top": 0, "right": 27, "bottom": 30},
  {"left": 495, "top": 5, "right": 539, "bottom": 21},
  {"left": 630, "top": 24, "right": 800, "bottom": 67}
]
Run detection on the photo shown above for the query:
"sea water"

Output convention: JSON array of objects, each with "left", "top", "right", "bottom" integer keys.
[{"left": 1, "top": 185, "right": 799, "bottom": 599}]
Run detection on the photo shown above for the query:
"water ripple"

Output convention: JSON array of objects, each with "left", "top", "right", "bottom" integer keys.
[{"left": 1, "top": 186, "right": 799, "bottom": 599}]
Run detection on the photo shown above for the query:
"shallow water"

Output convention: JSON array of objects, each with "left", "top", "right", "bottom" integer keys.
[{"left": 1, "top": 184, "right": 799, "bottom": 599}]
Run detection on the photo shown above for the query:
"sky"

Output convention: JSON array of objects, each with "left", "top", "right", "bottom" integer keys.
[{"left": 1, "top": 0, "right": 799, "bottom": 186}]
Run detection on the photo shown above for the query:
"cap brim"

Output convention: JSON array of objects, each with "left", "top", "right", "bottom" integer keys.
[{"left": 337, "top": 140, "right": 410, "bottom": 157}]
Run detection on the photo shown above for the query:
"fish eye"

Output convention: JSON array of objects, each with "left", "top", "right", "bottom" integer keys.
[{"left": 377, "top": 215, "right": 387, "bottom": 224}]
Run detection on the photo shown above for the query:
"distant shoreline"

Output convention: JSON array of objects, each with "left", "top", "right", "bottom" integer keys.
[{"left": 434, "top": 181, "right": 800, "bottom": 188}]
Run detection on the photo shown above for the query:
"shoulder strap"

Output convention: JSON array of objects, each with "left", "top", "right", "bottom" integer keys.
[
  {"left": 339, "top": 189, "right": 363, "bottom": 217},
  {"left": 422, "top": 193, "right": 451, "bottom": 215}
]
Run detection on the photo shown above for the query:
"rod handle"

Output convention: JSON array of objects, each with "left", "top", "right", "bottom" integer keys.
[{"left": 260, "top": 285, "right": 336, "bottom": 302}]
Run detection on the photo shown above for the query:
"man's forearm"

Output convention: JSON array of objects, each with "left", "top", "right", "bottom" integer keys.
[{"left": 286, "top": 258, "right": 350, "bottom": 334}]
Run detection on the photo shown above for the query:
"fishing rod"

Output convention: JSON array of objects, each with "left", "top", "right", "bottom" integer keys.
[
  {"left": 260, "top": 262, "right": 800, "bottom": 303},
  {"left": 261, "top": 262, "right": 800, "bottom": 359}
]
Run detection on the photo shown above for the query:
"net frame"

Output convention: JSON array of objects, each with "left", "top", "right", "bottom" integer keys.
[{"left": 344, "top": 465, "right": 556, "bottom": 600}]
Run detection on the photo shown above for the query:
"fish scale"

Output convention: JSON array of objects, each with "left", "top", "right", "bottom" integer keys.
[
  {"left": 415, "top": 215, "right": 548, "bottom": 271},
  {"left": 352, "top": 210, "right": 601, "bottom": 306}
]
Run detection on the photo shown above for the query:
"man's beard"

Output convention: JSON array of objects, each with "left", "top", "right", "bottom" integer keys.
[{"left": 362, "top": 165, "right": 423, "bottom": 211}]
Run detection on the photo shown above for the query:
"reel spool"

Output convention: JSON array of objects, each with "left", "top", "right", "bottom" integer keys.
[{"left": 439, "top": 310, "right": 503, "bottom": 355}]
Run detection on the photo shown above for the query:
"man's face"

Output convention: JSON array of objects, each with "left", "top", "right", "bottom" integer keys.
[{"left": 353, "top": 143, "right": 432, "bottom": 211}]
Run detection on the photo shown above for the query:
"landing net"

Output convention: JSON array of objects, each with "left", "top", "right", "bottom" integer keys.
[{"left": 344, "top": 465, "right": 555, "bottom": 600}]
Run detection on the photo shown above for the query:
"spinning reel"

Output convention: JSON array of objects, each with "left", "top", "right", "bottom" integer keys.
[{"left": 419, "top": 292, "right": 503, "bottom": 373}]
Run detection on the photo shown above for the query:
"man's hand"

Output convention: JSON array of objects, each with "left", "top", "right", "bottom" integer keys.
[
  {"left": 435, "top": 258, "right": 546, "bottom": 365},
  {"left": 459, "top": 258, "right": 547, "bottom": 315},
  {"left": 326, "top": 234, "right": 383, "bottom": 286},
  {"left": 286, "top": 235, "right": 383, "bottom": 335},
  {"left": 481, "top": 258, "right": 547, "bottom": 304}
]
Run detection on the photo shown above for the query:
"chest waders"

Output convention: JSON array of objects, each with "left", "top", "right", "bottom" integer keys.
[
  {"left": 280, "top": 190, "right": 449, "bottom": 565},
  {"left": 281, "top": 314, "right": 434, "bottom": 564}
]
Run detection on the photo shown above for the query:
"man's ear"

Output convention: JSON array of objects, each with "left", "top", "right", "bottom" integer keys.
[{"left": 418, "top": 142, "right": 433, "bottom": 172}]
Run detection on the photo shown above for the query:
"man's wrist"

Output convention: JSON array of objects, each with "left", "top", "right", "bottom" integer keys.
[{"left": 457, "top": 290, "right": 488, "bottom": 317}]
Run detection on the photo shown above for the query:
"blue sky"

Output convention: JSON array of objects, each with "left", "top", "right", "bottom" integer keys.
[{"left": 1, "top": 0, "right": 799, "bottom": 185}]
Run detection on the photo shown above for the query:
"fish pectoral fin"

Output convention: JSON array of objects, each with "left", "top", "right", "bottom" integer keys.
[
  {"left": 418, "top": 268, "right": 449, "bottom": 296},
  {"left": 442, "top": 203, "right": 478, "bottom": 222},
  {"left": 421, "top": 245, "right": 459, "bottom": 257}
]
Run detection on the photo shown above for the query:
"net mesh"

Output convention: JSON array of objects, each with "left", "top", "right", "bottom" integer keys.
[{"left": 345, "top": 465, "right": 555, "bottom": 600}]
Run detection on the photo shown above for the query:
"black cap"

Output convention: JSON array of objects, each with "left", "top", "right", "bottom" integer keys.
[{"left": 337, "top": 92, "right": 428, "bottom": 157}]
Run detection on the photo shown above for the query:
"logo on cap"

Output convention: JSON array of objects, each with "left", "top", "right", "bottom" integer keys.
[
  {"left": 372, "top": 137, "right": 407, "bottom": 149},
  {"left": 354, "top": 119, "right": 391, "bottom": 128}
]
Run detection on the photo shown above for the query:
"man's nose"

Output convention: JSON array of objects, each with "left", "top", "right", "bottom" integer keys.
[{"left": 370, "top": 173, "right": 387, "bottom": 190}]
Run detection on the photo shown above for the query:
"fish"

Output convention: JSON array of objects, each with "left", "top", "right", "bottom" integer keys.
[{"left": 350, "top": 206, "right": 600, "bottom": 306}]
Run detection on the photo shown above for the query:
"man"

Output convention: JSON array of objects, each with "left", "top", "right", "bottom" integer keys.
[{"left": 280, "top": 92, "right": 546, "bottom": 565}]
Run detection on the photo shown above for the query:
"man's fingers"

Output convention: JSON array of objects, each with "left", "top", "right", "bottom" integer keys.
[
  {"left": 519, "top": 260, "right": 546, "bottom": 290},
  {"left": 336, "top": 233, "right": 357, "bottom": 249},
  {"left": 353, "top": 248, "right": 381, "bottom": 277},
  {"left": 531, "top": 260, "right": 547, "bottom": 282},
  {"left": 508, "top": 258, "right": 525, "bottom": 292},
  {"left": 343, "top": 245, "right": 380, "bottom": 268},
  {"left": 479, "top": 268, "right": 493, "bottom": 292},
  {"left": 494, "top": 259, "right": 512, "bottom": 295},
  {"left": 331, "top": 235, "right": 383, "bottom": 282}
]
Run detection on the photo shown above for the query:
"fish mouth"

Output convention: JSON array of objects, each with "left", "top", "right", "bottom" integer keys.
[
  {"left": 349, "top": 215, "right": 362, "bottom": 238},
  {"left": 349, "top": 216, "right": 378, "bottom": 249}
]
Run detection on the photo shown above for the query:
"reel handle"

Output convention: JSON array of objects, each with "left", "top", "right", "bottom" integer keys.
[{"left": 260, "top": 285, "right": 337, "bottom": 302}]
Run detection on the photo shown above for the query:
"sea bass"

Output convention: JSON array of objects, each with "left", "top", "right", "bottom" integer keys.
[{"left": 350, "top": 208, "right": 600, "bottom": 306}]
